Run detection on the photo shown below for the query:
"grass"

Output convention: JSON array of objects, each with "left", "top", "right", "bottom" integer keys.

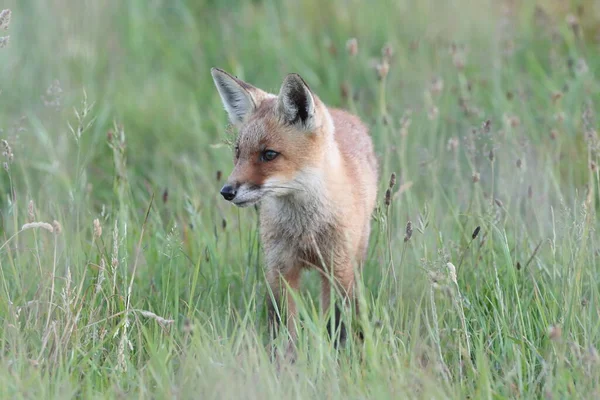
[{"left": 0, "top": 0, "right": 599, "bottom": 398}]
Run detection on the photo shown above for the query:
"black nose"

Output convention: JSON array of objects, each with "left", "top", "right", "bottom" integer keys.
[{"left": 220, "top": 184, "right": 237, "bottom": 201}]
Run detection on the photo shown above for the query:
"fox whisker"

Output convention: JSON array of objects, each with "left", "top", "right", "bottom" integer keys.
[{"left": 262, "top": 185, "right": 306, "bottom": 192}]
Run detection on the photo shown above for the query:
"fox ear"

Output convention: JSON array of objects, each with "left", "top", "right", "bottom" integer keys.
[
  {"left": 277, "top": 73, "right": 316, "bottom": 130},
  {"left": 211, "top": 68, "right": 263, "bottom": 126}
]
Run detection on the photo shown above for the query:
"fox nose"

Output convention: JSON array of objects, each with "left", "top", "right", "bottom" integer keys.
[{"left": 220, "top": 184, "right": 237, "bottom": 201}]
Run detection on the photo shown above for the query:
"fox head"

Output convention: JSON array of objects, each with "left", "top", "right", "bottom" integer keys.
[{"left": 211, "top": 67, "right": 334, "bottom": 207}]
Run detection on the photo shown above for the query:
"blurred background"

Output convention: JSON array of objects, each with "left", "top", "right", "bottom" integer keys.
[
  {"left": 0, "top": 0, "right": 598, "bottom": 211},
  {"left": 0, "top": 0, "right": 599, "bottom": 398}
]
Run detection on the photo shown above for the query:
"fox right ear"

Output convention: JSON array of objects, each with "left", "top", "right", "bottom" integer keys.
[
  {"left": 277, "top": 73, "right": 316, "bottom": 130},
  {"left": 211, "top": 68, "right": 263, "bottom": 126}
]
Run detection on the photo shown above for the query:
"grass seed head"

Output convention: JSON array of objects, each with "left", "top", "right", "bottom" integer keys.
[
  {"left": 566, "top": 14, "right": 578, "bottom": 28},
  {"left": 28, "top": 200, "right": 35, "bottom": 222},
  {"left": 52, "top": 220, "right": 62, "bottom": 234},
  {"left": 139, "top": 310, "right": 174, "bottom": 327},
  {"left": 450, "top": 44, "right": 466, "bottom": 70},
  {"left": 429, "top": 77, "right": 444, "bottom": 95},
  {"left": 111, "top": 220, "right": 119, "bottom": 269},
  {"left": 346, "top": 38, "right": 358, "bottom": 56},
  {"left": 1, "top": 139, "right": 12, "bottom": 156},
  {"left": 384, "top": 188, "right": 391, "bottom": 206},
  {"left": 447, "top": 137, "right": 459, "bottom": 152},
  {"left": 0, "top": 20, "right": 9, "bottom": 44},
  {"left": 376, "top": 60, "right": 389, "bottom": 80},
  {"left": 1, "top": 139, "right": 13, "bottom": 169},
  {"left": 388, "top": 172, "right": 396, "bottom": 189},
  {"left": 21, "top": 222, "right": 54, "bottom": 233},
  {"left": 548, "top": 325, "right": 562, "bottom": 341},
  {"left": 472, "top": 226, "right": 480, "bottom": 240},
  {"left": 93, "top": 218, "right": 102, "bottom": 238},
  {"left": 554, "top": 112, "right": 565, "bottom": 124},
  {"left": 400, "top": 113, "right": 412, "bottom": 137},
  {"left": 183, "top": 318, "right": 192, "bottom": 334},
  {"left": 427, "top": 106, "right": 439, "bottom": 120},
  {"left": 575, "top": 58, "right": 589, "bottom": 75},
  {"left": 0, "top": 9, "right": 10, "bottom": 31},
  {"left": 551, "top": 92, "right": 563, "bottom": 104},
  {"left": 324, "top": 37, "right": 337, "bottom": 56},
  {"left": 504, "top": 114, "right": 521, "bottom": 128},
  {"left": 446, "top": 262, "right": 457, "bottom": 285},
  {"left": 404, "top": 221, "right": 413, "bottom": 242}
]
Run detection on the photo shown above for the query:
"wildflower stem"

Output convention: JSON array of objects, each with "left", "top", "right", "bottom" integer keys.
[
  {"left": 44, "top": 234, "right": 59, "bottom": 336},
  {"left": 126, "top": 192, "right": 154, "bottom": 312},
  {"left": 378, "top": 78, "right": 387, "bottom": 118},
  {"left": 429, "top": 286, "right": 450, "bottom": 382}
]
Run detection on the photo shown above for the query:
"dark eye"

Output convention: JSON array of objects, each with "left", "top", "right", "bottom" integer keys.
[
  {"left": 261, "top": 149, "right": 279, "bottom": 162},
  {"left": 234, "top": 146, "right": 240, "bottom": 159}
]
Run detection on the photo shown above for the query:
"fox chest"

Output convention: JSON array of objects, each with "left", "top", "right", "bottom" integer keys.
[{"left": 259, "top": 202, "right": 340, "bottom": 271}]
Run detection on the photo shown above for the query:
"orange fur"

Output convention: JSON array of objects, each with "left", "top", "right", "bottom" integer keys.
[{"left": 211, "top": 68, "right": 378, "bottom": 352}]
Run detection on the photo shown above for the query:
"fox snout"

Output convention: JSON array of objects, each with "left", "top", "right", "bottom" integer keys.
[
  {"left": 219, "top": 180, "right": 264, "bottom": 207},
  {"left": 219, "top": 183, "right": 237, "bottom": 201}
]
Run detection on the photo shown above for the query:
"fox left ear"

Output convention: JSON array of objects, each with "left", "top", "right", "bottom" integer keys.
[
  {"left": 277, "top": 73, "right": 316, "bottom": 130},
  {"left": 211, "top": 67, "right": 267, "bottom": 127}
]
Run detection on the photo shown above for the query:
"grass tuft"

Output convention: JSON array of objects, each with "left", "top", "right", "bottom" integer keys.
[{"left": 0, "top": 0, "right": 599, "bottom": 398}]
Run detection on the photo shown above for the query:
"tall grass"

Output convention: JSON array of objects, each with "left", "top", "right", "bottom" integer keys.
[{"left": 0, "top": 0, "right": 599, "bottom": 398}]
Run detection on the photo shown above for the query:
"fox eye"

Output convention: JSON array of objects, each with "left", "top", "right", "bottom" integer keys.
[
  {"left": 261, "top": 149, "right": 279, "bottom": 162},
  {"left": 234, "top": 145, "right": 240, "bottom": 159}
]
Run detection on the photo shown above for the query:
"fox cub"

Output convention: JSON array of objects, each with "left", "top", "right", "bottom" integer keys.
[{"left": 211, "top": 67, "right": 378, "bottom": 349}]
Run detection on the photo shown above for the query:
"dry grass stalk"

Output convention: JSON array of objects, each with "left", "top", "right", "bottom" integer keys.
[
  {"left": 138, "top": 310, "right": 175, "bottom": 326},
  {"left": 382, "top": 43, "right": 393, "bottom": 62},
  {"left": 96, "top": 258, "right": 106, "bottom": 294}
]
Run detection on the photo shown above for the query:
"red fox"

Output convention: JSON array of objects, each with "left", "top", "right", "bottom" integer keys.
[{"left": 211, "top": 67, "right": 378, "bottom": 352}]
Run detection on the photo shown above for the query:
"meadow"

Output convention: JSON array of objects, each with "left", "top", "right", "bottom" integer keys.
[{"left": 0, "top": 0, "right": 599, "bottom": 398}]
